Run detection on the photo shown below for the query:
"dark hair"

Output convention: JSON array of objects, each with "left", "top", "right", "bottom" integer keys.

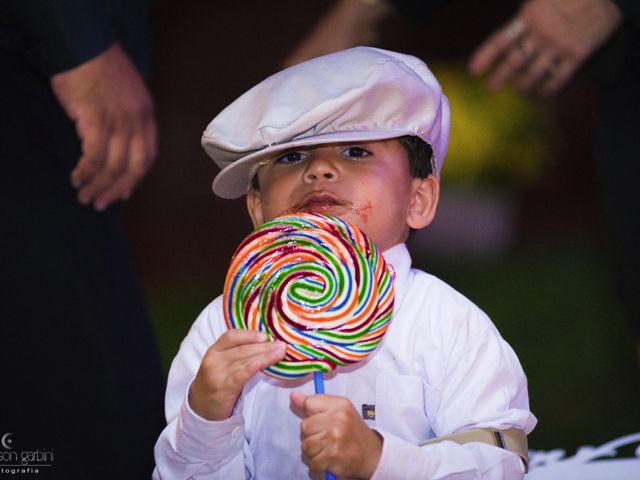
[
  {"left": 249, "top": 136, "right": 434, "bottom": 191},
  {"left": 397, "top": 135, "right": 434, "bottom": 179},
  {"left": 397, "top": 135, "right": 434, "bottom": 239},
  {"left": 250, "top": 169, "right": 261, "bottom": 191}
]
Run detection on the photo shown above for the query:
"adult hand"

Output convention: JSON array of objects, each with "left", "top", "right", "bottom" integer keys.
[
  {"left": 282, "top": 0, "right": 392, "bottom": 68},
  {"left": 189, "top": 330, "right": 286, "bottom": 421},
  {"left": 51, "top": 43, "right": 158, "bottom": 211},
  {"left": 468, "top": 0, "right": 622, "bottom": 95},
  {"left": 290, "top": 391, "right": 382, "bottom": 479}
]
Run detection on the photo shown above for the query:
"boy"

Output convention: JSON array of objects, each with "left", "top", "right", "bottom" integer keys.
[{"left": 154, "top": 47, "right": 536, "bottom": 479}]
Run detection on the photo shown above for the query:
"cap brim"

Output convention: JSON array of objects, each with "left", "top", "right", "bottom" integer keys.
[{"left": 210, "top": 129, "right": 415, "bottom": 199}]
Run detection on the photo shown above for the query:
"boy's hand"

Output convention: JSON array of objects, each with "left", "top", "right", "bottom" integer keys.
[
  {"left": 290, "top": 391, "right": 382, "bottom": 479},
  {"left": 189, "top": 330, "right": 286, "bottom": 421}
]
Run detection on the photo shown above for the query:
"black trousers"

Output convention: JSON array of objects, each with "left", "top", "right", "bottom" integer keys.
[{"left": 1, "top": 47, "right": 165, "bottom": 480}]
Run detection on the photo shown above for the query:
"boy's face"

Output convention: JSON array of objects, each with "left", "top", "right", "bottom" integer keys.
[{"left": 246, "top": 139, "right": 439, "bottom": 252}]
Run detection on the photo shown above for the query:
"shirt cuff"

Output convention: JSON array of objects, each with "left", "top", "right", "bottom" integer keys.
[
  {"left": 372, "top": 430, "right": 526, "bottom": 480},
  {"left": 174, "top": 381, "right": 246, "bottom": 462},
  {"left": 371, "top": 430, "right": 427, "bottom": 479}
]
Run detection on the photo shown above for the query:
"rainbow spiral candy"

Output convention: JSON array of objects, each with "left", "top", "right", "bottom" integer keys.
[{"left": 223, "top": 213, "right": 395, "bottom": 380}]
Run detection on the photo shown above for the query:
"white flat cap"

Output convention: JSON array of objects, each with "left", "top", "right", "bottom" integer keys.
[{"left": 202, "top": 46, "right": 450, "bottom": 199}]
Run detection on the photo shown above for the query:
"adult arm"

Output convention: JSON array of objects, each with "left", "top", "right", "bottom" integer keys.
[
  {"left": 282, "top": 0, "right": 448, "bottom": 67},
  {"left": 283, "top": 0, "right": 392, "bottom": 67},
  {"left": 50, "top": 43, "right": 156, "bottom": 211},
  {"left": 0, "top": 0, "right": 156, "bottom": 211}
]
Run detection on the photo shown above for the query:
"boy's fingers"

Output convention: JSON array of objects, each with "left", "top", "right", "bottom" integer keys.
[
  {"left": 203, "top": 342, "right": 286, "bottom": 383},
  {"left": 222, "top": 342, "right": 286, "bottom": 378},
  {"left": 290, "top": 391, "right": 308, "bottom": 418},
  {"left": 190, "top": 359, "right": 263, "bottom": 421},
  {"left": 190, "top": 342, "right": 285, "bottom": 422},
  {"left": 300, "top": 416, "right": 330, "bottom": 443},
  {"left": 239, "top": 342, "right": 287, "bottom": 369},
  {"left": 300, "top": 433, "right": 333, "bottom": 474},
  {"left": 222, "top": 345, "right": 286, "bottom": 392},
  {"left": 300, "top": 393, "right": 344, "bottom": 416},
  {"left": 305, "top": 446, "right": 339, "bottom": 478},
  {"left": 300, "top": 434, "right": 328, "bottom": 463},
  {"left": 307, "top": 469, "right": 323, "bottom": 480},
  {"left": 225, "top": 359, "right": 265, "bottom": 387},
  {"left": 214, "top": 329, "right": 269, "bottom": 350},
  {"left": 250, "top": 342, "right": 287, "bottom": 368}
]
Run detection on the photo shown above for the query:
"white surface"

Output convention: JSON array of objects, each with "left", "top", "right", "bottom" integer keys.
[{"left": 526, "top": 432, "right": 640, "bottom": 479}]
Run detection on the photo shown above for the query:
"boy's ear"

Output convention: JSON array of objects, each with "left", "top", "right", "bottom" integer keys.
[
  {"left": 246, "top": 189, "right": 264, "bottom": 228},
  {"left": 407, "top": 175, "right": 440, "bottom": 230}
]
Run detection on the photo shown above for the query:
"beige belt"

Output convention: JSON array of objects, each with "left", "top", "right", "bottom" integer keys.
[{"left": 420, "top": 428, "right": 529, "bottom": 473}]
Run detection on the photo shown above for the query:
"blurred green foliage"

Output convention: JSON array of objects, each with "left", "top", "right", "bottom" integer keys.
[{"left": 433, "top": 63, "right": 555, "bottom": 188}]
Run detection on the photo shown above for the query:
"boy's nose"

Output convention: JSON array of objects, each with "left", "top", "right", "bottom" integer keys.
[{"left": 302, "top": 156, "right": 339, "bottom": 183}]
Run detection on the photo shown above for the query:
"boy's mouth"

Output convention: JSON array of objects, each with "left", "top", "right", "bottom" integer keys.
[{"left": 284, "top": 193, "right": 353, "bottom": 215}]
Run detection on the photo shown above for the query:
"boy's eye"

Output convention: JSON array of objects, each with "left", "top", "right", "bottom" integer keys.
[
  {"left": 342, "top": 146, "right": 371, "bottom": 158},
  {"left": 275, "top": 151, "right": 306, "bottom": 164}
]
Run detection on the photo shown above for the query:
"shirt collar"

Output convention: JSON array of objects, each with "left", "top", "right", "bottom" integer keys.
[{"left": 382, "top": 243, "right": 412, "bottom": 308}]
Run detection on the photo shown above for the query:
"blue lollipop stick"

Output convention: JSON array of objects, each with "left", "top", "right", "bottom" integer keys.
[
  {"left": 313, "top": 371, "right": 337, "bottom": 480},
  {"left": 313, "top": 371, "right": 326, "bottom": 394}
]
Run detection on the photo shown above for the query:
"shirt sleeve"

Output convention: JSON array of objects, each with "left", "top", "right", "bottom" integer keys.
[
  {"left": 373, "top": 433, "right": 525, "bottom": 479},
  {"left": 153, "top": 299, "right": 255, "bottom": 479},
  {"left": 0, "top": 0, "right": 114, "bottom": 75},
  {"left": 373, "top": 308, "right": 536, "bottom": 479}
]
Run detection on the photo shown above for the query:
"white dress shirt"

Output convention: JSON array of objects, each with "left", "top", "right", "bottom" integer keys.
[{"left": 154, "top": 243, "right": 537, "bottom": 479}]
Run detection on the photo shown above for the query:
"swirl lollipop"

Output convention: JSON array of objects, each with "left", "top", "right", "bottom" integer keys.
[{"left": 222, "top": 212, "right": 395, "bottom": 380}]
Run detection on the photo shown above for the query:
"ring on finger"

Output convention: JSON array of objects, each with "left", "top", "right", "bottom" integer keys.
[
  {"left": 542, "top": 57, "right": 561, "bottom": 76},
  {"left": 515, "top": 37, "right": 536, "bottom": 59},
  {"left": 504, "top": 18, "right": 525, "bottom": 41}
]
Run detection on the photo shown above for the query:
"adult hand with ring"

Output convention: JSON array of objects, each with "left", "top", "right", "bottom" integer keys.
[
  {"left": 515, "top": 53, "right": 562, "bottom": 92},
  {"left": 486, "top": 30, "right": 542, "bottom": 91},
  {"left": 469, "top": 0, "right": 623, "bottom": 95}
]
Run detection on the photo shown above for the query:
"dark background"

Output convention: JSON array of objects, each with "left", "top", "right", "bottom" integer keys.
[{"left": 121, "top": 0, "right": 639, "bottom": 455}]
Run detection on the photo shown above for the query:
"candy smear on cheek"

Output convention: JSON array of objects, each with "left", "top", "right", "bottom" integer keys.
[{"left": 350, "top": 200, "right": 373, "bottom": 223}]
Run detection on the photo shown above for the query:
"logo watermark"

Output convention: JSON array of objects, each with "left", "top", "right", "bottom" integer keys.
[{"left": 0, "top": 434, "right": 54, "bottom": 476}]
